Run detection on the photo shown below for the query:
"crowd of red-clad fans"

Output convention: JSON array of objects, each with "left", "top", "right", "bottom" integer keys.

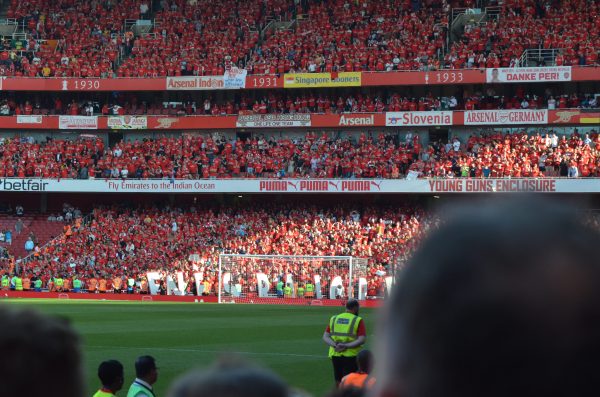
[
  {"left": 1, "top": 128, "right": 599, "bottom": 179},
  {"left": 445, "top": 0, "right": 599, "bottom": 69},
  {"left": 1, "top": 204, "right": 432, "bottom": 297},
  {"left": 1, "top": 0, "right": 597, "bottom": 78},
  {"left": 1, "top": 90, "right": 598, "bottom": 116}
]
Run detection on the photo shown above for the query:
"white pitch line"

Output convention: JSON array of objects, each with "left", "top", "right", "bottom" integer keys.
[{"left": 86, "top": 345, "right": 323, "bottom": 358}]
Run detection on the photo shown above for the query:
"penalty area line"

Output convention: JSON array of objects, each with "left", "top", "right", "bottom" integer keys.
[{"left": 86, "top": 345, "right": 322, "bottom": 358}]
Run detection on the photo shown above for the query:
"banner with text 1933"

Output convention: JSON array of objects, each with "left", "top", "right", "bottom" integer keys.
[
  {"left": 283, "top": 72, "right": 361, "bottom": 88},
  {"left": 223, "top": 67, "right": 247, "bottom": 89}
]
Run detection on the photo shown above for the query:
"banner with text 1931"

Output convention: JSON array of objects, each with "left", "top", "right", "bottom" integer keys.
[
  {"left": 58, "top": 116, "right": 98, "bottom": 130},
  {"left": 236, "top": 114, "right": 311, "bottom": 128},
  {"left": 486, "top": 66, "right": 572, "bottom": 83}
]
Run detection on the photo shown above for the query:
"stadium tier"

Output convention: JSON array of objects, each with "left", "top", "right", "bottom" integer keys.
[
  {"left": 0, "top": 0, "right": 597, "bottom": 77},
  {"left": 1, "top": 91, "right": 598, "bottom": 116},
  {"left": 0, "top": 129, "right": 599, "bottom": 179}
]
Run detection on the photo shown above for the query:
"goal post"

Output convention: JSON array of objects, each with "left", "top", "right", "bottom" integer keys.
[{"left": 218, "top": 254, "right": 369, "bottom": 304}]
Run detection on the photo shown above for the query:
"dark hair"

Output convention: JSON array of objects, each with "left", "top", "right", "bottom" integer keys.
[
  {"left": 167, "top": 357, "right": 289, "bottom": 397},
  {"left": 135, "top": 355, "right": 157, "bottom": 378},
  {"left": 380, "top": 199, "right": 600, "bottom": 397},
  {"left": 325, "top": 387, "right": 366, "bottom": 397},
  {"left": 356, "top": 350, "right": 373, "bottom": 373},
  {"left": 0, "top": 306, "right": 84, "bottom": 397},
  {"left": 98, "top": 360, "right": 124, "bottom": 387},
  {"left": 346, "top": 299, "right": 360, "bottom": 311}
]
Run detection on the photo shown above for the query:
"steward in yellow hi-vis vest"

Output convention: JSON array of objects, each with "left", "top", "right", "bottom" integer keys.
[{"left": 322, "top": 299, "right": 366, "bottom": 386}]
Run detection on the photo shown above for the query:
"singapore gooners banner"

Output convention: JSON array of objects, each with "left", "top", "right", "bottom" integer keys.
[{"left": 283, "top": 72, "right": 361, "bottom": 88}]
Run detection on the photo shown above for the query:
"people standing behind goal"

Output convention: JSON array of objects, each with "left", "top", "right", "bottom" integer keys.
[
  {"left": 127, "top": 355, "right": 159, "bottom": 397},
  {"left": 323, "top": 299, "right": 367, "bottom": 386}
]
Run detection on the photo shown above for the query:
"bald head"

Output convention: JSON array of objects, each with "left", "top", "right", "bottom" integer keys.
[
  {"left": 376, "top": 199, "right": 600, "bottom": 397},
  {"left": 167, "top": 358, "right": 289, "bottom": 397}
]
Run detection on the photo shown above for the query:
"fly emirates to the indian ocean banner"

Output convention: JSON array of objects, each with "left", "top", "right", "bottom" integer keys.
[{"left": 3, "top": 178, "right": 600, "bottom": 194}]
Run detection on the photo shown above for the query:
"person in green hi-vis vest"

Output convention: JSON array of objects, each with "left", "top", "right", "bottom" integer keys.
[
  {"left": 283, "top": 283, "right": 292, "bottom": 298},
  {"left": 127, "top": 356, "right": 158, "bottom": 397},
  {"left": 55, "top": 276, "right": 64, "bottom": 292},
  {"left": 73, "top": 277, "right": 82, "bottom": 293},
  {"left": 93, "top": 360, "right": 124, "bottom": 397},
  {"left": 322, "top": 299, "right": 366, "bottom": 386},
  {"left": 306, "top": 282, "right": 314, "bottom": 296},
  {"left": 1, "top": 273, "right": 9, "bottom": 290},
  {"left": 14, "top": 275, "right": 23, "bottom": 291},
  {"left": 34, "top": 278, "right": 43, "bottom": 292},
  {"left": 297, "top": 283, "right": 305, "bottom": 298}
]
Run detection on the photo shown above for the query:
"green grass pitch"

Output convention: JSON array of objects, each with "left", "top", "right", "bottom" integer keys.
[{"left": 3, "top": 299, "right": 377, "bottom": 397}]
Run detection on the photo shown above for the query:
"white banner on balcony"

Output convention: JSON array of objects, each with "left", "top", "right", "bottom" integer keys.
[{"left": 0, "top": 178, "right": 598, "bottom": 193}]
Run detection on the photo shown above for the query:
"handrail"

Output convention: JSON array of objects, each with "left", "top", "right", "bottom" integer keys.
[{"left": 19, "top": 212, "right": 92, "bottom": 264}]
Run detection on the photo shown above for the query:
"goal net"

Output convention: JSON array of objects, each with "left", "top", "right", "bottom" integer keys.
[{"left": 218, "top": 254, "right": 369, "bottom": 304}]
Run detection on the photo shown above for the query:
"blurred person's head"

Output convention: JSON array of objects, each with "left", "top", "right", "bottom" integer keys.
[
  {"left": 135, "top": 355, "right": 158, "bottom": 385},
  {"left": 346, "top": 299, "right": 360, "bottom": 315},
  {"left": 0, "top": 305, "right": 84, "bottom": 397},
  {"left": 167, "top": 357, "right": 289, "bottom": 397},
  {"left": 97, "top": 359, "right": 124, "bottom": 393},
  {"left": 356, "top": 350, "right": 373, "bottom": 374},
  {"left": 375, "top": 199, "right": 600, "bottom": 397},
  {"left": 326, "top": 387, "right": 366, "bottom": 397}
]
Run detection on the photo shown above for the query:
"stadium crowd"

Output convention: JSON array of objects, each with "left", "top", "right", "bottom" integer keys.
[
  {"left": 1, "top": 203, "right": 432, "bottom": 298},
  {"left": 1, "top": 128, "right": 599, "bottom": 179},
  {"left": 445, "top": 0, "right": 599, "bottom": 69},
  {"left": 1, "top": 0, "right": 597, "bottom": 77},
  {"left": 1, "top": 90, "right": 597, "bottom": 116}
]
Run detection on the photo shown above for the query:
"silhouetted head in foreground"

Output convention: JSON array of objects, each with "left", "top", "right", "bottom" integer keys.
[
  {"left": 374, "top": 199, "right": 600, "bottom": 397},
  {"left": 167, "top": 357, "right": 290, "bottom": 397},
  {"left": 0, "top": 305, "right": 84, "bottom": 397}
]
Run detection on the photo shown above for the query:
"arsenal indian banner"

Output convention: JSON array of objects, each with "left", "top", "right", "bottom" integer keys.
[
  {"left": 236, "top": 114, "right": 311, "bottom": 128},
  {"left": 464, "top": 109, "right": 548, "bottom": 125},
  {"left": 166, "top": 76, "right": 225, "bottom": 90},
  {"left": 386, "top": 111, "right": 453, "bottom": 126},
  {"left": 486, "top": 66, "right": 572, "bottom": 83}
]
